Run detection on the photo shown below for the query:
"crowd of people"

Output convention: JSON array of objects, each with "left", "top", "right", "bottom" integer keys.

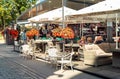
[{"left": 78, "top": 35, "right": 104, "bottom": 47}]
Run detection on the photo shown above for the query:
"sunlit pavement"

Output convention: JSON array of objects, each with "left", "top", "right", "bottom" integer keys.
[
  {"left": 1, "top": 39, "right": 120, "bottom": 79},
  {"left": 0, "top": 41, "right": 103, "bottom": 79},
  {"left": 0, "top": 39, "right": 5, "bottom": 44}
]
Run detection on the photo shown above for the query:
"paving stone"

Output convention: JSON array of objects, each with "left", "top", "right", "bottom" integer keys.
[
  {"left": 1, "top": 44, "right": 120, "bottom": 79},
  {"left": 0, "top": 57, "right": 43, "bottom": 79}
]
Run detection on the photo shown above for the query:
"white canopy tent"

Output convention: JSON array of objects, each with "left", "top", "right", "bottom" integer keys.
[
  {"left": 71, "top": 0, "right": 120, "bottom": 16},
  {"left": 68, "top": 0, "right": 120, "bottom": 22},
  {"left": 28, "top": 6, "right": 77, "bottom": 23},
  {"left": 67, "top": 0, "right": 120, "bottom": 49}
]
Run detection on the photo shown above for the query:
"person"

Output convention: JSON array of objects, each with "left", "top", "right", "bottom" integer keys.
[
  {"left": 46, "top": 33, "right": 53, "bottom": 40},
  {"left": 94, "top": 36, "right": 104, "bottom": 44},
  {"left": 78, "top": 36, "right": 86, "bottom": 47},
  {"left": 20, "top": 30, "right": 27, "bottom": 44},
  {"left": 4, "top": 26, "right": 13, "bottom": 45},
  {"left": 42, "top": 26, "right": 48, "bottom": 37},
  {"left": 39, "top": 27, "right": 43, "bottom": 38},
  {"left": 86, "top": 37, "right": 93, "bottom": 44},
  {"left": 77, "top": 36, "right": 86, "bottom": 61}
]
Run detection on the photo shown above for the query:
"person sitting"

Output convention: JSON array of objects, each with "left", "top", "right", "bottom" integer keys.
[
  {"left": 94, "top": 36, "right": 104, "bottom": 44},
  {"left": 86, "top": 37, "right": 93, "bottom": 44},
  {"left": 77, "top": 36, "right": 93, "bottom": 61},
  {"left": 78, "top": 36, "right": 86, "bottom": 47}
]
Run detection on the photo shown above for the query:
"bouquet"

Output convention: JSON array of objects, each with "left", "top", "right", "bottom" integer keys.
[
  {"left": 26, "top": 28, "right": 39, "bottom": 38},
  {"left": 52, "top": 27, "right": 62, "bottom": 37},
  {"left": 9, "top": 29, "right": 19, "bottom": 39},
  {"left": 60, "top": 27, "right": 74, "bottom": 39}
]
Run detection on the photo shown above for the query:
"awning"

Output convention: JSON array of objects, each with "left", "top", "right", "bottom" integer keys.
[
  {"left": 72, "top": 0, "right": 120, "bottom": 16},
  {"left": 28, "top": 6, "right": 77, "bottom": 23}
]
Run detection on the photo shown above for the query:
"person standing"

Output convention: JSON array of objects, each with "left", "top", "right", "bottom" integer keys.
[{"left": 20, "top": 30, "right": 27, "bottom": 44}]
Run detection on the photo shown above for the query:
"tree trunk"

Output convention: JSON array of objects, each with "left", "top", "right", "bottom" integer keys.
[{"left": 1, "top": 16, "right": 4, "bottom": 26}]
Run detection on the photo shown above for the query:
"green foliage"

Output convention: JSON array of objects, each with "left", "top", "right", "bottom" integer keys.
[{"left": 0, "top": 0, "right": 37, "bottom": 28}]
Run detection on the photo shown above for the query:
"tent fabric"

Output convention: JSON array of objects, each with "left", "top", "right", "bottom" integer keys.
[
  {"left": 71, "top": 0, "right": 120, "bottom": 16},
  {"left": 28, "top": 6, "right": 77, "bottom": 22},
  {"left": 69, "top": 0, "right": 120, "bottom": 49},
  {"left": 67, "top": 0, "right": 120, "bottom": 23}
]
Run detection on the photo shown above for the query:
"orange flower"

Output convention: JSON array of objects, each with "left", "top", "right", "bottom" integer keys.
[
  {"left": 26, "top": 28, "right": 39, "bottom": 38},
  {"left": 60, "top": 27, "right": 74, "bottom": 39},
  {"left": 52, "top": 27, "right": 62, "bottom": 37}
]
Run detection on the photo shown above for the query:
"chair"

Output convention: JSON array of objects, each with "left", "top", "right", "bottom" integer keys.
[
  {"left": 28, "top": 39, "right": 42, "bottom": 59},
  {"left": 57, "top": 52, "right": 74, "bottom": 70},
  {"left": 19, "top": 44, "right": 30, "bottom": 58},
  {"left": 14, "top": 41, "right": 20, "bottom": 52},
  {"left": 83, "top": 43, "right": 112, "bottom": 66},
  {"left": 55, "top": 42, "right": 62, "bottom": 52},
  {"left": 78, "top": 46, "right": 84, "bottom": 61},
  {"left": 46, "top": 41, "right": 54, "bottom": 49},
  {"left": 45, "top": 41, "right": 55, "bottom": 59},
  {"left": 46, "top": 48, "right": 59, "bottom": 66},
  {"left": 19, "top": 40, "right": 37, "bottom": 59},
  {"left": 64, "top": 41, "right": 73, "bottom": 53}
]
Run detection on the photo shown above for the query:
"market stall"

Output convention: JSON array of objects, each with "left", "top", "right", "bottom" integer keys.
[
  {"left": 67, "top": 0, "right": 120, "bottom": 48},
  {"left": 67, "top": 0, "right": 120, "bottom": 67}
]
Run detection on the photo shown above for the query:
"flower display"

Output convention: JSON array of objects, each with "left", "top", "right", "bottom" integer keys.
[
  {"left": 60, "top": 27, "right": 74, "bottom": 39},
  {"left": 31, "top": 28, "right": 39, "bottom": 36},
  {"left": 9, "top": 29, "right": 19, "bottom": 39},
  {"left": 52, "top": 27, "right": 62, "bottom": 37},
  {"left": 26, "top": 28, "right": 39, "bottom": 38}
]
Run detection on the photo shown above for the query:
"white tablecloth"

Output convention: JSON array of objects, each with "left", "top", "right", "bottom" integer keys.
[{"left": 34, "top": 39, "right": 52, "bottom": 43}]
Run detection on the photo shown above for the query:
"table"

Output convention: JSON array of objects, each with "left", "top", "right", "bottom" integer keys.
[
  {"left": 111, "top": 49, "right": 120, "bottom": 68},
  {"left": 34, "top": 39, "right": 52, "bottom": 43},
  {"left": 64, "top": 43, "right": 79, "bottom": 52},
  {"left": 64, "top": 43, "right": 80, "bottom": 60},
  {"left": 34, "top": 39, "right": 52, "bottom": 53}
]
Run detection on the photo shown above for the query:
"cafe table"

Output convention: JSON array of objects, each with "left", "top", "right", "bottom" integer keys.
[
  {"left": 64, "top": 43, "right": 79, "bottom": 52},
  {"left": 34, "top": 39, "right": 52, "bottom": 53}
]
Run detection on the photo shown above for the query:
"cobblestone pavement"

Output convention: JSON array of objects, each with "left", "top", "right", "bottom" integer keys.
[
  {"left": 0, "top": 44, "right": 44, "bottom": 79},
  {"left": 0, "top": 44, "right": 105, "bottom": 79},
  {"left": 0, "top": 56, "right": 44, "bottom": 79}
]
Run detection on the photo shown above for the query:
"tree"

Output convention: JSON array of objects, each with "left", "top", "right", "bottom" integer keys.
[
  {"left": 13, "top": 0, "right": 37, "bottom": 15},
  {"left": 0, "top": 0, "right": 37, "bottom": 29}
]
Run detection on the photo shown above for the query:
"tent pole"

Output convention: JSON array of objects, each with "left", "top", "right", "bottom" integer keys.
[
  {"left": 81, "top": 22, "right": 83, "bottom": 37},
  {"left": 116, "top": 13, "right": 118, "bottom": 49},
  {"left": 62, "top": 0, "right": 65, "bottom": 28},
  {"left": 62, "top": 0, "right": 65, "bottom": 53}
]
